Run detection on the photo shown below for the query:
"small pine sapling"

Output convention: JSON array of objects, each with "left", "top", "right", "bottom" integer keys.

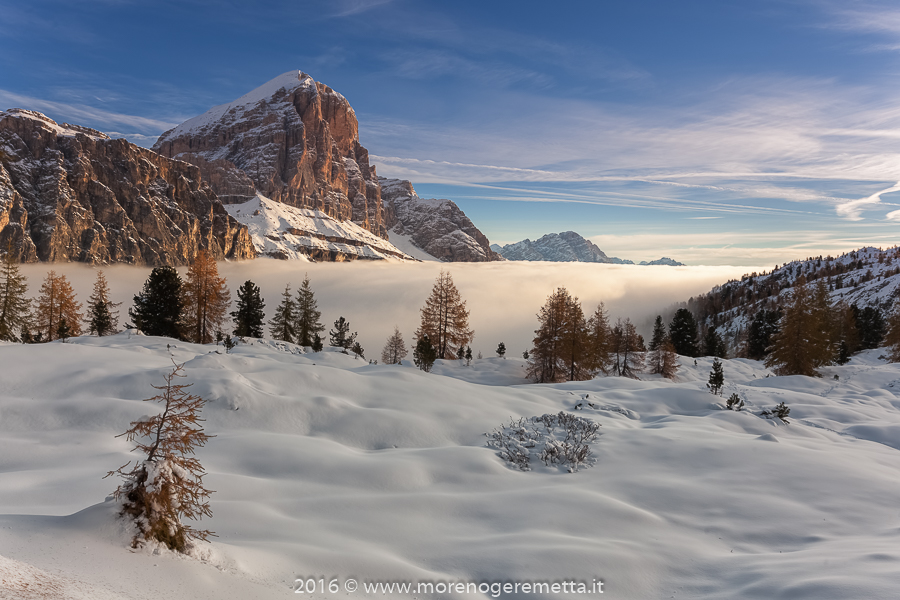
[
  {"left": 523, "top": 350, "right": 529, "bottom": 359},
  {"left": 222, "top": 335, "right": 236, "bottom": 353},
  {"left": 707, "top": 357, "right": 724, "bottom": 395},
  {"left": 56, "top": 317, "right": 72, "bottom": 342},
  {"left": 351, "top": 341, "right": 365, "bottom": 360},
  {"left": 106, "top": 362, "right": 215, "bottom": 552},
  {"left": 773, "top": 401, "right": 791, "bottom": 423},
  {"left": 726, "top": 393, "right": 744, "bottom": 411},
  {"left": 414, "top": 335, "right": 437, "bottom": 372},
  {"left": 312, "top": 333, "right": 324, "bottom": 352},
  {"left": 456, "top": 346, "right": 465, "bottom": 361},
  {"left": 496, "top": 342, "right": 506, "bottom": 358},
  {"left": 465, "top": 346, "right": 473, "bottom": 366}
]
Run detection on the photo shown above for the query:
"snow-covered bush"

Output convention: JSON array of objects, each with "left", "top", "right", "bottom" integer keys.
[
  {"left": 486, "top": 412, "right": 601, "bottom": 472},
  {"left": 106, "top": 361, "right": 215, "bottom": 552},
  {"left": 726, "top": 393, "right": 744, "bottom": 411},
  {"left": 759, "top": 401, "right": 791, "bottom": 423}
]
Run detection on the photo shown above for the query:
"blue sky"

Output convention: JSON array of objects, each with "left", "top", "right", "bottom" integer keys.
[{"left": 3, "top": 0, "right": 900, "bottom": 265}]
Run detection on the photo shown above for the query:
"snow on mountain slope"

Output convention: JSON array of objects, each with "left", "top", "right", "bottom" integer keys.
[
  {"left": 2, "top": 334, "right": 900, "bottom": 599},
  {"left": 225, "top": 194, "right": 414, "bottom": 261}
]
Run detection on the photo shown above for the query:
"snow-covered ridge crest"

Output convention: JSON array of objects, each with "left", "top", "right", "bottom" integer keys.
[
  {"left": 162, "top": 71, "right": 316, "bottom": 140},
  {"left": 0, "top": 108, "right": 110, "bottom": 140},
  {"left": 226, "top": 193, "right": 415, "bottom": 261}
]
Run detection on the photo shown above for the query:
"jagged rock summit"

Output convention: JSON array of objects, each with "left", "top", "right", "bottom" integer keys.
[
  {"left": 154, "top": 70, "right": 386, "bottom": 237},
  {"left": 0, "top": 108, "right": 254, "bottom": 265},
  {"left": 380, "top": 178, "right": 502, "bottom": 262},
  {"left": 493, "top": 231, "right": 633, "bottom": 264},
  {"left": 155, "top": 70, "right": 502, "bottom": 263}
]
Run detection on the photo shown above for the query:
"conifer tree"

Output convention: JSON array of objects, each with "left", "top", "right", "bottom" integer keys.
[
  {"left": 885, "top": 306, "right": 900, "bottom": 363},
  {"left": 0, "top": 247, "right": 30, "bottom": 342},
  {"left": 708, "top": 357, "right": 724, "bottom": 395},
  {"left": 648, "top": 315, "right": 666, "bottom": 352},
  {"left": 659, "top": 338, "right": 679, "bottom": 379},
  {"left": 182, "top": 250, "right": 230, "bottom": 344},
  {"left": 268, "top": 284, "right": 297, "bottom": 343},
  {"left": 703, "top": 326, "right": 726, "bottom": 358},
  {"left": 130, "top": 266, "right": 184, "bottom": 339},
  {"left": 329, "top": 316, "right": 357, "bottom": 350},
  {"left": 381, "top": 326, "right": 408, "bottom": 364},
  {"left": 413, "top": 334, "right": 437, "bottom": 372},
  {"left": 35, "top": 271, "right": 82, "bottom": 341},
  {"left": 465, "top": 346, "right": 473, "bottom": 366},
  {"left": 57, "top": 317, "right": 72, "bottom": 342},
  {"left": 295, "top": 274, "right": 324, "bottom": 346},
  {"left": 86, "top": 270, "right": 120, "bottom": 336},
  {"left": 747, "top": 308, "right": 781, "bottom": 360},
  {"left": 765, "top": 276, "right": 833, "bottom": 376},
  {"left": 496, "top": 342, "right": 506, "bottom": 358},
  {"left": 416, "top": 269, "right": 473, "bottom": 359},
  {"left": 231, "top": 280, "right": 265, "bottom": 338},
  {"left": 853, "top": 304, "right": 886, "bottom": 350},
  {"left": 351, "top": 341, "right": 365, "bottom": 360},
  {"left": 311, "top": 332, "right": 324, "bottom": 352},
  {"left": 610, "top": 317, "right": 644, "bottom": 378},
  {"left": 526, "top": 287, "right": 573, "bottom": 383},
  {"left": 648, "top": 327, "right": 679, "bottom": 379},
  {"left": 106, "top": 361, "right": 214, "bottom": 552},
  {"left": 584, "top": 303, "right": 613, "bottom": 376},
  {"left": 669, "top": 308, "right": 700, "bottom": 357},
  {"left": 561, "top": 294, "right": 590, "bottom": 381},
  {"left": 834, "top": 301, "right": 860, "bottom": 358}
]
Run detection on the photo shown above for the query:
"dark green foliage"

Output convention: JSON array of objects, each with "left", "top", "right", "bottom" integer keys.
[
  {"left": 351, "top": 341, "right": 365, "bottom": 359},
  {"left": 726, "top": 393, "right": 744, "bottom": 411},
  {"left": 853, "top": 304, "right": 885, "bottom": 350},
  {"left": 222, "top": 335, "right": 235, "bottom": 354},
  {"left": 329, "top": 316, "right": 357, "bottom": 350},
  {"left": 312, "top": 333, "right": 323, "bottom": 352},
  {"left": 522, "top": 350, "right": 529, "bottom": 359},
  {"left": 669, "top": 308, "right": 700, "bottom": 357},
  {"left": 88, "top": 300, "right": 115, "bottom": 337},
  {"left": 268, "top": 285, "right": 296, "bottom": 343},
  {"left": 648, "top": 315, "right": 666, "bottom": 352},
  {"left": 836, "top": 340, "right": 851, "bottom": 365},
  {"left": 231, "top": 280, "right": 266, "bottom": 338},
  {"left": 456, "top": 345, "right": 465, "bottom": 360},
  {"left": 708, "top": 357, "right": 724, "bottom": 395},
  {"left": 295, "top": 275, "right": 324, "bottom": 347},
  {"left": 0, "top": 248, "right": 30, "bottom": 342},
  {"left": 465, "top": 346, "right": 473, "bottom": 366},
  {"left": 747, "top": 308, "right": 780, "bottom": 360},
  {"left": 773, "top": 401, "right": 790, "bottom": 422},
  {"left": 57, "top": 317, "right": 72, "bottom": 342},
  {"left": 496, "top": 342, "right": 506, "bottom": 358},
  {"left": 414, "top": 335, "right": 437, "bottom": 372},
  {"left": 129, "top": 266, "right": 183, "bottom": 339},
  {"left": 703, "top": 326, "right": 726, "bottom": 358}
]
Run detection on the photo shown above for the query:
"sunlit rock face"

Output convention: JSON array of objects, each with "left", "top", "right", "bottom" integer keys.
[
  {"left": 0, "top": 109, "right": 255, "bottom": 265},
  {"left": 154, "top": 71, "right": 386, "bottom": 239}
]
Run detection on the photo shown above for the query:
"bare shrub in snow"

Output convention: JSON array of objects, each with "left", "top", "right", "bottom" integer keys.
[
  {"left": 486, "top": 412, "right": 601, "bottom": 472},
  {"left": 106, "top": 361, "right": 215, "bottom": 552}
]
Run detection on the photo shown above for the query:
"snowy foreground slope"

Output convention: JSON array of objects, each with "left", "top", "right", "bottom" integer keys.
[{"left": 2, "top": 336, "right": 900, "bottom": 599}]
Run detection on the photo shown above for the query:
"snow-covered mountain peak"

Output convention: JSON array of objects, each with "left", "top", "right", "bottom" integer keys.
[{"left": 0, "top": 109, "right": 110, "bottom": 140}]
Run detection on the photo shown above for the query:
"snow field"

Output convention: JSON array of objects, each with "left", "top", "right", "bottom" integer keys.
[{"left": 1, "top": 336, "right": 900, "bottom": 599}]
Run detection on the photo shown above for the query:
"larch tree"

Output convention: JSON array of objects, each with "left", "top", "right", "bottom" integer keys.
[
  {"left": 611, "top": 317, "right": 643, "bottom": 378},
  {"left": 182, "top": 249, "right": 230, "bottom": 345},
  {"left": 526, "top": 287, "right": 572, "bottom": 383},
  {"left": 0, "top": 247, "right": 30, "bottom": 342},
  {"left": 231, "top": 280, "right": 266, "bottom": 338},
  {"left": 584, "top": 303, "right": 613, "bottom": 376},
  {"left": 106, "top": 361, "right": 214, "bottom": 552},
  {"left": 129, "top": 266, "right": 184, "bottom": 339},
  {"left": 416, "top": 269, "right": 473, "bottom": 360},
  {"left": 295, "top": 274, "right": 324, "bottom": 347},
  {"left": 35, "top": 271, "right": 82, "bottom": 341},
  {"left": 765, "top": 276, "right": 833, "bottom": 376},
  {"left": 268, "top": 284, "right": 297, "bottom": 343},
  {"left": 381, "top": 326, "right": 408, "bottom": 365},
  {"left": 86, "top": 270, "right": 120, "bottom": 336}
]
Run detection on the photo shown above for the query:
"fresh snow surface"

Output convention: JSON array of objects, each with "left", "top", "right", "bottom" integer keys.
[
  {"left": 384, "top": 230, "right": 441, "bottom": 262},
  {"left": 2, "top": 335, "right": 900, "bottom": 599},
  {"left": 225, "top": 194, "right": 414, "bottom": 261}
]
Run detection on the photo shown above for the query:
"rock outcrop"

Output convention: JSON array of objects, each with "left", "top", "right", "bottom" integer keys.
[
  {"left": 154, "top": 71, "right": 386, "bottom": 238},
  {"left": 0, "top": 109, "right": 255, "bottom": 265},
  {"left": 493, "top": 231, "right": 632, "bottom": 264},
  {"left": 640, "top": 257, "right": 685, "bottom": 266},
  {"left": 380, "top": 178, "right": 503, "bottom": 262}
]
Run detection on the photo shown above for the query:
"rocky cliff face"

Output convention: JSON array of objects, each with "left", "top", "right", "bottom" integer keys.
[
  {"left": 493, "top": 231, "right": 631, "bottom": 263},
  {"left": 154, "top": 71, "right": 386, "bottom": 238},
  {"left": 380, "top": 178, "right": 503, "bottom": 262},
  {"left": 0, "top": 109, "right": 255, "bottom": 265}
]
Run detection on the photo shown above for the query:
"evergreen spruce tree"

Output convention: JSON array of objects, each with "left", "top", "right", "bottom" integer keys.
[
  {"left": 311, "top": 332, "right": 324, "bottom": 352},
  {"left": 294, "top": 274, "right": 324, "bottom": 347},
  {"left": 747, "top": 308, "right": 781, "bottom": 360},
  {"left": 669, "top": 308, "right": 700, "bottom": 357},
  {"left": 465, "top": 346, "right": 473, "bottom": 366},
  {"left": 648, "top": 315, "right": 666, "bottom": 352},
  {"left": 885, "top": 306, "right": 900, "bottom": 363},
  {"left": 456, "top": 345, "right": 465, "bottom": 360},
  {"left": 703, "top": 326, "right": 726, "bottom": 358},
  {"left": 0, "top": 247, "right": 30, "bottom": 342},
  {"left": 496, "top": 342, "right": 506, "bottom": 358},
  {"left": 416, "top": 269, "right": 473, "bottom": 359},
  {"left": 853, "top": 304, "right": 886, "bottom": 350},
  {"left": 130, "top": 266, "right": 184, "bottom": 339},
  {"left": 86, "top": 270, "right": 120, "bottom": 336},
  {"left": 381, "top": 326, "right": 408, "bottom": 365},
  {"left": 231, "top": 280, "right": 266, "bottom": 338},
  {"left": 708, "top": 357, "right": 724, "bottom": 395},
  {"left": 351, "top": 341, "right": 365, "bottom": 360},
  {"left": 56, "top": 317, "right": 72, "bottom": 342},
  {"left": 413, "top": 334, "right": 437, "bottom": 372},
  {"left": 182, "top": 250, "right": 230, "bottom": 344},
  {"left": 35, "top": 271, "right": 83, "bottom": 341},
  {"left": 268, "top": 285, "right": 297, "bottom": 343},
  {"left": 329, "top": 316, "right": 357, "bottom": 350}
]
